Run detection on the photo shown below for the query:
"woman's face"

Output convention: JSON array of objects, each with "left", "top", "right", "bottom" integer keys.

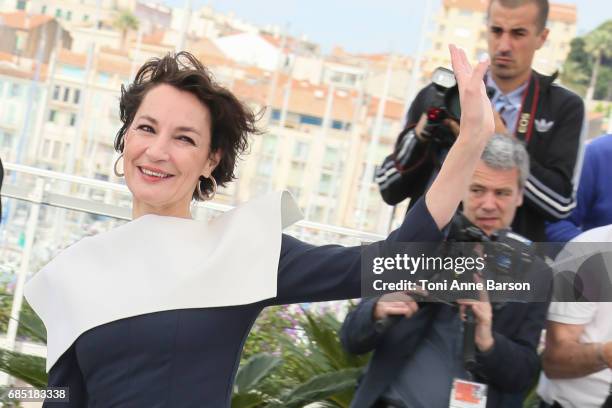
[{"left": 123, "top": 84, "right": 220, "bottom": 218}]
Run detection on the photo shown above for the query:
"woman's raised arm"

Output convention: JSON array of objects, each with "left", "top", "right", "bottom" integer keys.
[{"left": 425, "top": 45, "right": 495, "bottom": 229}]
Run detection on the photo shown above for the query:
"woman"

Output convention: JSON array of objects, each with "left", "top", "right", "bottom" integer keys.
[{"left": 25, "top": 45, "right": 493, "bottom": 407}]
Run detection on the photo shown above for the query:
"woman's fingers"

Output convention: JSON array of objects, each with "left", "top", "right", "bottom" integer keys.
[
  {"left": 449, "top": 44, "right": 472, "bottom": 87},
  {"left": 472, "top": 58, "right": 490, "bottom": 84}
]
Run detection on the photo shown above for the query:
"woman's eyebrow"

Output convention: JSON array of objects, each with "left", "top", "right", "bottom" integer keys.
[
  {"left": 176, "top": 126, "right": 201, "bottom": 136},
  {"left": 137, "top": 115, "right": 201, "bottom": 136},
  {"left": 138, "top": 114, "right": 158, "bottom": 124}
]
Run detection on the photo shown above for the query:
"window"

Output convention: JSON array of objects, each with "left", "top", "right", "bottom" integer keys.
[
  {"left": 331, "top": 120, "right": 344, "bottom": 130},
  {"left": 66, "top": 11, "right": 72, "bottom": 21},
  {"left": 73, "top": 89, "right": 81, "bottom": 104},
  {"left": 52, "top": 141, "right": 61, "bottom": 159},
  {"left": 323, "top": 147, "right": 338, "bottom": 169},
  {"left": 5, "top": 105, "right": 16, "bottom": 125},
  {"left": 300, "top": 114, "right": 323, "bottom": 126},
  {"left": 318, "top": 173, "right": 333, "bottom": 195},
  {"left": 292, "top": 141, "right": 309, "bottom": 161},
  {"left": 55, "top": 9, "right": 62, "bottom": 18},
  {"left": 16, "top": 0, "right": 26, "bottom": 10},
  {"left": 0, "top": 131, "right": 13, "bottom": 149},
  {"left": 63, "top": 87, "right": 70, "bottom": 102},
  {"left": 288, "top": 161, "right": 305, "bottom": 185},
  {"left": 41, "top": 5, "right": 47, "bottom": 13},
  {"left": 9, "top": 83, "right": 21, "bottom": 98},
  {"left": 69, "top": 113, "right": 77, "bottom": 127},
  {"left": 15, "top": 32, "right": 26, "bottom": 52},
  {"left": 83, "top": 14, "right": 90, "bottom": 22},
  {"left": 52, "top": 85, "right": 60, "bottom": 100},
  {"left": 256, "top": 160, "right": 273, "bottom": 177},
  {"left": 48, "top": 110, "right": 57, "bottom": 122},
  {"left": 261, "top": 134, "right": 277, "bottom": 155},
  {"left": 345, "top": 74, "right": 357, "bottom": 86}
]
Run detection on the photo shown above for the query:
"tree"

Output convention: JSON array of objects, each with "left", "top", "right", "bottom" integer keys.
[
  {"left": 584, "top": 24, "right": 612, "bottom": 102},
  {"left": 561, "top": 20, "right": 612, "bottom": 101},
  {"left": 113, "top": 9, "right": 139, "bottom": 50}
]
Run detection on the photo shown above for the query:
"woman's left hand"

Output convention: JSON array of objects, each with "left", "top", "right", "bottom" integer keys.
[{"left": 449, "top": 44, "right": 495, "bottom": 146}]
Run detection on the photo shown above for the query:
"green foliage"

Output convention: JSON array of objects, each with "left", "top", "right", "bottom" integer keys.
[
  {"left": 233, "top": 304, "right": 370, "bottom": 408},
  {"left": 16, "top": 301, "right": 46, "bottom": 344},
  {"left": 269, "top": 369, "right": 362, "bottom": 408},
  {"left": 0, "top": 349, "right": 47, "bottom": 389},
  {"left": 562, "top": 20, "right": 612, "bottom": 100},
  {"left": 232, "top": 354, "right": 282, "bottom": 408},
  {"left": 234, "top": 353, "right": 282, "bottom": 394},
  {"left": 0, "top": 294, "right": 48, "bottom": 388},
  {"left": 112, "top": 9, "right": 139, "bottom": 48},
  {"left": 112, "top": 9, "right": 139, "bottom": 32},
  {"left": 241, "top": 306, "right": 297, "bottom": 361}
]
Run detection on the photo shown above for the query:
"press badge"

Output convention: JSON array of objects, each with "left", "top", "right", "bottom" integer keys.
[{"left": 449, "top": 378, "right": 487, "bottom": 408}]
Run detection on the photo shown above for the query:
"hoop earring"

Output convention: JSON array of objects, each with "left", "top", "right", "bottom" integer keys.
[
  {"left": 197, "top": 176, "right": 217, "bottom": 201},
  {"left": 113, "top": 154, "right": 124, "bottom": 177}
]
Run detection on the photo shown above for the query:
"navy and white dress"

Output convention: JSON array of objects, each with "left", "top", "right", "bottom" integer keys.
[{"left": 25, "top": 192, "right": 444, "bottom": 407}]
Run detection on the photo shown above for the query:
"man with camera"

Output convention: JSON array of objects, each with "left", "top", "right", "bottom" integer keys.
[
  {"left": 376, "top": 0, "right": 584, "bottom": 242},
  {"left": 341, "top": 134, "right": 551, "bottom": 408}
]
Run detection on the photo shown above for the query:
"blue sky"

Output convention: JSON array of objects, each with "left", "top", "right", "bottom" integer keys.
[{"left": 165, "top": 0, "right": 611, "bottom": 54}]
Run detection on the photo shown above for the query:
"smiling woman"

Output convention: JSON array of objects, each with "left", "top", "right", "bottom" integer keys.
[
  {"left": 24, "top": 49, "right": 495, "bottom": 407},
  {"left": 121, "top": 84, "right": 220, "bottom": 218},
  {"left": 114, "top": 52, "right": 256, "bottom": 217}
]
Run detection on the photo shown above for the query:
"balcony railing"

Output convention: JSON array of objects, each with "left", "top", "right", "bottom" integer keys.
[{"left": 0, "top": 162, "right": 384, "bottom": 362}]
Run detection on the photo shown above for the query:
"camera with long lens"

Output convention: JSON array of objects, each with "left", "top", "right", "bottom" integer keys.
[{"left": 419, "top": 212, "right": 535, "bottom": 300}]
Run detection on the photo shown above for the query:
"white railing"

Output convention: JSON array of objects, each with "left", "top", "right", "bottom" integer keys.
[{"left": 0, "top": 162, "right": 384, "bottom": 362}]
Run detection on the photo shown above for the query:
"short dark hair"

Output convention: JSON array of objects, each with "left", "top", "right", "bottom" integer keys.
[
  {"left": 488, "top": 0, "right": 549, "bottom": 32},
  {"left": 115, "top": 51, "right": 259, "bottom": 200}
]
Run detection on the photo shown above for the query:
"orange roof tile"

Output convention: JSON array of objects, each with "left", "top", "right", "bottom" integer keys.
[{"left": 0, "top": 11, "right": 53, "bottom": 30}]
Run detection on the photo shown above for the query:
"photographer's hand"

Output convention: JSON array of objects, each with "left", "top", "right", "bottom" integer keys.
[
  {"left": 458, "top": 274, "right": 494, "bottom": 352},
  {"left": 414, "top": 115, "right": 460, "bottom": 142},
  {"left": 443, "top": 118, "right": 460, "bottom": 137},
  {"left": 458, "top": 299, "right": 494, "bottom": 352},
  {"left": 373, "top": 292, "right": 421, "bottom": 320}
]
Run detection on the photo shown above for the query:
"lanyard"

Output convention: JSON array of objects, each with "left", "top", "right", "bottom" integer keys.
[{"left": 514, "top": 73, "right": 540, "bottom": 144}]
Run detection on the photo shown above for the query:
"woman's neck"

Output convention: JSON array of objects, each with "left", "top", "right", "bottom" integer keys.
[{"left": 131, "top": 201, "right": 191, "bottom": 219}]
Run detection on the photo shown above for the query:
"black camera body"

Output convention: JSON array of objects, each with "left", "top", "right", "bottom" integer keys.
[
  {"left": 421, "top": 67, "right": 495, "bottom": 149},
  {"left": 430, "top": 212, "right": 536, "bottom": 294},
  {"left": 421, "top": 67, "right": 462, "bottom": 148}
]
